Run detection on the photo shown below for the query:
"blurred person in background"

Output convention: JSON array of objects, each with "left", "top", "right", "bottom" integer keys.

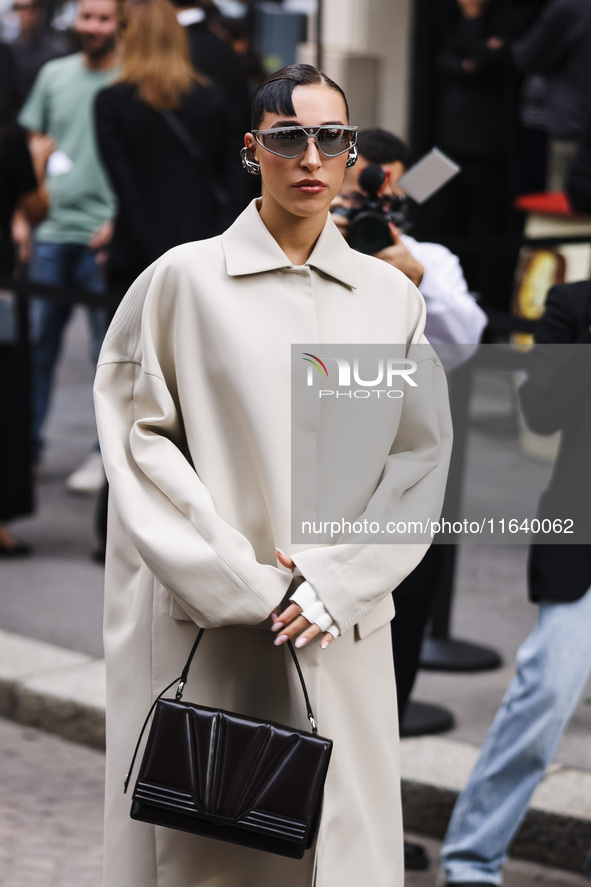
[
  {"left": 17, "top": 0, "right": 123, "bottom": 492},
  {"left": 0, "top": 78, "right": 53, "bottom": 555},
  {"left": 423, "top": 0, "right": 534, "bottom": 310},
  {"left": 208, "top": 13, "right": 268, "bottom": 97},
  {"left": 566, "top": 117, "right": 591, "bottom": 214},
  {"left": 90, "top": 0, "right": 262, "bottom": 562},
  {"left": 333, "top": 125, "right": 487, "bottom": 873},
  {"left": 95, "top": 0, "right": 243, "bottom": 297},
  {"left": 0, "top": 39, "right": 21, "bottom": 115},
  {"left": 439, "top": 277, "right": 591, "bottom": 886},
  {"left": 9, "top": 0, "right": 70, "bottom": 104},
  {"left": 169, "top": 0, "right": 251, "bottom": 171},
  {"left": 334, "top": 127, "right": 487, "bottom": 353},
  {"left": 513, "top": 0, "right": 591, "bottom": 191},
  {"left": 515, "top": 73, "right": 548, "bottom": 196}
]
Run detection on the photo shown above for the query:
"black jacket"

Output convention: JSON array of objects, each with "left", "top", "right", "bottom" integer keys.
[
  {"left": 513, "top": 0, "right": 591, "bottom": 138},
  {"left": 0, "top": 42, "right": 20, "bottom": 122},
  {"left": 183, "top": 20, "right": 251, "bottom": 142},
  {"left": 436, "top": 6, "right": 533, "bottom": 156},
  {"left": 95, "top": 81, "right": 245, "bottom": 289},
  {"left": 519, "top": 280, "right": 591, "bottom": 602},
  {"left": 566, "top": 122, "right": 591, "bottom": 213}
]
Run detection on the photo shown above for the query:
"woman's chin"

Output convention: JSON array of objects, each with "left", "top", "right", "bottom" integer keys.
[{"left": 282, "top": 192, "right": 333, "bottom": 219}]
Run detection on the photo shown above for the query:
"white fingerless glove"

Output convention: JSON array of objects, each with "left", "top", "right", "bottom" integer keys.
[{"left": 289, "top": 580, "right": 340, "bottom": 639}]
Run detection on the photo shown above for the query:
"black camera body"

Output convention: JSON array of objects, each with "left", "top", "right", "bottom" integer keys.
[{"left": 334, "top": 164, "right": 408, "bottom": 255}]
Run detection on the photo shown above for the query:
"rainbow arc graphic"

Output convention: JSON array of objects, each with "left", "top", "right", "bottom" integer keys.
[{"left": 302, "top": 353, "right": 329, "bottom": 377}]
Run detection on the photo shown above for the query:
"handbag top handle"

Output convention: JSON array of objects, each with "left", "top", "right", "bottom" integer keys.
[{"left": 124, "top": 628, "right": 319, "bottom": 793}]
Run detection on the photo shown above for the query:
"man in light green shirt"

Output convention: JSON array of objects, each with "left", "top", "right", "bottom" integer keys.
[
  {"left": 18, "top": 0, "right": 122, "bottom": 482},
  {"left": 20, "top": 52, "right": 117, "bottom": 245}
]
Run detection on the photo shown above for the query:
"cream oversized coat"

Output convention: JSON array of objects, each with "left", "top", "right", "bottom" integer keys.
[{"left": 94, "top": 199, "right": 452, "bottom": 887}]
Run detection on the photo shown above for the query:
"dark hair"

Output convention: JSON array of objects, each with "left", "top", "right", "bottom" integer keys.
[
  {"left": 356, "top": 128, "right": 411, "bottom": 169},
  {"left": 251, "top": 63, "right": 349, "bottom": 130}
]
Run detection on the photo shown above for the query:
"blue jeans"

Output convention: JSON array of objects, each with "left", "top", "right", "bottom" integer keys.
[
  {"left": 440, "top": 587, "right": 591, "bottom": 885},
  {"left": 29, "top": 241, "right": 108, "bottom": 460}
]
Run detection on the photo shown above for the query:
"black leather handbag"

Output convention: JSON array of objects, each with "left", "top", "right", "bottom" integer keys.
[{"left": 124, "top": 629, "right": 333, "bottom": 859}]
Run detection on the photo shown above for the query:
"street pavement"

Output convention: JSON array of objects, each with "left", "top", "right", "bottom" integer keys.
[
  {"left": 0, "top": 717, "right": 103, "bottom": 887},
  {"left": 0, "top": 714, "right": 589, "bottom": 887}
]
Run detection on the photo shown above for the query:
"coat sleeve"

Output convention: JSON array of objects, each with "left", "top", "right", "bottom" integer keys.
[
  {"left": 94, "top": 264, "right": 293, "bottom": 629},
  {"left": 292, "top": 309, "right": 454, "bottom": 635}
]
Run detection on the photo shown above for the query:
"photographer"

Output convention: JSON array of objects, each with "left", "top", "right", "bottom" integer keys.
[
  {"left": 332, "top": 127, "right": 487, "bottom": 874},
  {"left": 332, "top": 127, "right": 487, "bottom": 356}
]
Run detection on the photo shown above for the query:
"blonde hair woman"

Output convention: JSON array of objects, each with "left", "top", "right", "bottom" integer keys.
[
  {"left": 95, "top": 0, "right": 244, "bottom": 295},
  {"left": 95, "top": 63, "right": 452, "bottom": 886}
]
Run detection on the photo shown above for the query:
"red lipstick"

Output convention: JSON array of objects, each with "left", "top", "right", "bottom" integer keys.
[{"left": 293, "top": 179, "right": 327, "bottom": 193}]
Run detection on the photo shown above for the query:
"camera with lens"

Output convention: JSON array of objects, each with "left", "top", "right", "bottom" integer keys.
[{"left": 333, "top": 164, "right": 409, "bottom": 255}]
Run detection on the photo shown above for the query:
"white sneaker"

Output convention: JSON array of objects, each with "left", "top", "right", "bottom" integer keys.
[{"left": 65, "top": 451, "right": 106, "bottom": 495}]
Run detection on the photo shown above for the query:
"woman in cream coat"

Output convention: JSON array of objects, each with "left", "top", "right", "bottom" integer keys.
[{"left": 94, "top": 64, "right": 452, "bottom": 887}]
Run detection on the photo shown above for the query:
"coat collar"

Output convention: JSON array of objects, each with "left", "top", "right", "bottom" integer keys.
[{"left": 221, "top": 199, "right": 358, "bottom": 290}]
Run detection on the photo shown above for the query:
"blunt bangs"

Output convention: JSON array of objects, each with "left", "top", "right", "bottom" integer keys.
[{"left": 251, "top": 64, "right": 349, "bottom": 131}]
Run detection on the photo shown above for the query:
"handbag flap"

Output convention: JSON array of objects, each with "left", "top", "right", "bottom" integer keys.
[{"left": 133, "top": 699, "right": 332, "bottom": 842}]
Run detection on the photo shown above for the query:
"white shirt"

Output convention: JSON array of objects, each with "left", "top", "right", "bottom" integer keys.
[{"left": 401, "top": 234, "right": 488, "bottom": 353}]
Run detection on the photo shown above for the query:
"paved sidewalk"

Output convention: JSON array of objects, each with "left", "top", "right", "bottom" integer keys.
[
  {"left": 0, "top": 717, "right": 103, "bottom": 887},
  {"left": 1, "top": 716, "right": 589, "bottom": 887}
]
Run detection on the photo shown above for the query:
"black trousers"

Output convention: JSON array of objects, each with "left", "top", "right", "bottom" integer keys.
[{"left": 391, "top": 545, "right": 447, "bottom": 720}]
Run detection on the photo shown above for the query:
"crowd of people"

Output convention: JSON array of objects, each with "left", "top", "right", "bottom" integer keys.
[
  {"left": 0, "top": 0, "right": 590, "bottom": 884},
  {"left": 1, "top": 0, "right": 257, "bottom": 547},
  {"left": 417, "top": 0, "right": 591, "bottom": 309}
]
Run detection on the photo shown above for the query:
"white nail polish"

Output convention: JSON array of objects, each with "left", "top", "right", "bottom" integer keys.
[{"left": 294, "top": 637, "right": 308, "bottom": 649}]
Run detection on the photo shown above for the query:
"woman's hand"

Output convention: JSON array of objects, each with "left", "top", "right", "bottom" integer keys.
[
  {"left": 375, "top": 222, "right": 424, "bottom": 288},
  {"left": 89, "top": 219, "right": 114, "bottom": 250},
  {"left": 271, "top": 548, "right": 335, "bottom": 650},
  {"left": 11, "top": 210, "right": 33, "bottom": 263}
]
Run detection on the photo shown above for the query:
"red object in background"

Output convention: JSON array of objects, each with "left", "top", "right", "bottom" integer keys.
[{"left": 515, "top": 191, "right": 575, "bottom": 216}]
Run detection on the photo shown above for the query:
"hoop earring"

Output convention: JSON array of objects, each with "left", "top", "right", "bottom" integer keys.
[
  {"left": 345, "top": 144, "right": 358, "bottom": 169},
  {"left": 240, "top": 146, "right": 261, "bottom": 176}
]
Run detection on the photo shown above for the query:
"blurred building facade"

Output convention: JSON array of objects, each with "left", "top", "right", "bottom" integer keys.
[{"left": 297, "top": 0, "right": 413, "bottom": 136}]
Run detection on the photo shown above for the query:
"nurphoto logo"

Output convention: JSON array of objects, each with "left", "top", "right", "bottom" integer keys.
[{"left": 302, "top": 352, "right": 417, "bottom": 398}]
